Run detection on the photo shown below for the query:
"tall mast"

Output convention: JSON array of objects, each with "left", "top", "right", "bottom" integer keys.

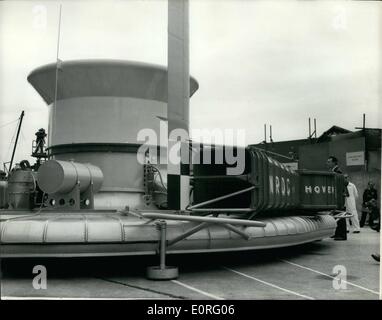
[
  {"left": 167, "top": 0, "right": 189, "bottom": 134},
  {"left": 167, "top": 0, "right": 190, "bottom": 210},
  {"left": 9, "top": 110, "right": 25, "bottom": 172}
]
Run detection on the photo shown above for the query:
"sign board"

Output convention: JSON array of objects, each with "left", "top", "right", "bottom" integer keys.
[
  {"left": 346, "top": 151, "right": 365, "bottom": 166},
  {"left": 283, "top": 162, "right": 298, "bottom": 171}
]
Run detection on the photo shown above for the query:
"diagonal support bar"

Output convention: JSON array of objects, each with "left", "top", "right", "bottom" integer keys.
[
  {"left": 222, "top": 223, "right": 251, "bottom": 240},
  {"left": 167, "top": 222, "right": 209, "bottom": 247},
  {"left": 167, "top": 221, "right": 251, "bottom": 247},
  {"left": 187, "top": 186, "right": 255, "bottom": 210}
]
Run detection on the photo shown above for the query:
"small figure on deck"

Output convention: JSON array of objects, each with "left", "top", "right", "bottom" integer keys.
[{"left": 33, "top": 128, "right": 47, "bottom": 157}]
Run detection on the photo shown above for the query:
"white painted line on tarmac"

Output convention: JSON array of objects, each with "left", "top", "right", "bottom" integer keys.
[
  {"left": 171, "top": 280, "right": 224, "bottom": 300},
  {"left": 223, "top": 266, "right": 315, "bottom": 300},
  {"left": 280, "top": 259, "right": 380, "bottom": 296}
]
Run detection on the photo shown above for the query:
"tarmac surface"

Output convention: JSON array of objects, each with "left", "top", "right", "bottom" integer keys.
[{"left": 1, "top": 228, "right": 380, "bottom": 300}]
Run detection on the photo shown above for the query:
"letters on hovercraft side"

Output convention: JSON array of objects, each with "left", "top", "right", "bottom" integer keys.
[
  {"left": 269, "top": 175, "right": 291, "bottom": 196},
  {"left": 268, "top": 175, "right": 336, "bottom": 195}
]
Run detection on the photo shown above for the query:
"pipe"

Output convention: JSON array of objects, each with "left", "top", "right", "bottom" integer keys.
[
  {"left": 264, "top": 124, "right": 267, "bottom": 143},
  {"left": 261, "top": 149, "right": 295, "bottom": 161},
  {"left": 190, "top": 208, "right": 254, "bottom": 213},
  {"left": 141, "top": 212, "right": 266, "bottom": 227},
  {"left": 188, "top": 186, "right": 255, "bottom": 210},
  {"left": 270, "top": 125, "right": 273, "bottom": 142},
  {"left": 314, "top": 118, "right": 317, "bottom": 138},
  {"left": 192, "top": 174, "right": 249, "bottom": 182}
]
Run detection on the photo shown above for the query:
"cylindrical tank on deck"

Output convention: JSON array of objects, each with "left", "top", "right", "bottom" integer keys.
[
  {"left": 37, "top": 160, "right": 103, "bottom": 195},
  {"left": 27, "top": 60, "right": 199, "bottom": 209},
  {"left": 7, "top": 169, "right": 36, "bottom": 210}
]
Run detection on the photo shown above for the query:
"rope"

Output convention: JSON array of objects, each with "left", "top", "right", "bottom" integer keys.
[
  {"left": 5, "top": 121, "right": 19, "bottom": 162},
  {"left": 0, "top": 118, "right": 19, "bottom": 129}
]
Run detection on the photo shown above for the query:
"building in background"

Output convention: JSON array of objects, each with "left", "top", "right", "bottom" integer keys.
[{"left": 250, "top": 126, "right": 381, "bottom": 215}]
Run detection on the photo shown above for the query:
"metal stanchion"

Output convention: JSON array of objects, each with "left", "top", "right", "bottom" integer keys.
[{"left": 146, "top": 220, "right": 179, "bottom": 280}]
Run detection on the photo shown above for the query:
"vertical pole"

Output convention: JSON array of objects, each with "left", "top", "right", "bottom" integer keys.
[
  {"left": 264, "top": 124, "right": 267, "bottom": 143},
  {"left": 146, "top": 219, "right": 178, "bottom": 280},
  {"left": 270, "top": 125, "right": 273, "bottom": 142},
  {"left": 53, "top": 4, "right": 62, "bottom": 143},
  {"left": 314, "top": 118, "right": 317, "bottom": 138},
  {"left": 9, "top": 110, "right": 25, "bottom": 172},
  {"left": 167, "top": 0, "right": 190, "bottom": 210},
  {"left": 363, "top": 113, "right": 367, "bottom": 171},
  {"left": 308, "top": 118, "right": 311, "bottom": 138},
  {"left": 159, "top": 222, "right": 167, "bottom": 270},
  {"left": 363, "top": 113, "right": 365, "bottom": 130},
  {"left": 168, "top": 0, "right": 189, "bottom": 134}
]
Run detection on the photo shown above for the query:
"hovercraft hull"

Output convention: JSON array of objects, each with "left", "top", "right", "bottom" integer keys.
[{"left": 0, "top": 211, "right": 336, "bottom": 258}]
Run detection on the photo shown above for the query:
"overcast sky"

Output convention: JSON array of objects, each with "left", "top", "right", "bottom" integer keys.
[{"left": 0, "top": 0, "right": 381, "bottom": 167}]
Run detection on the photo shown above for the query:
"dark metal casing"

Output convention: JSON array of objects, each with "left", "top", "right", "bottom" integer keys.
[
  {"left": 7, "top": 169, "right": 36, "bottom": 210},
  {"left": 193, "top": 147, "right": 344, "bottom": 213},
  {"left": 297, "top": 170, "right": 344, "bottom": 210},
  {"left": 248, "top": 148, "right": 300, "bottom": 211},
  {"left": 0, "top": 180, "right": 8, "bottom": 208}
]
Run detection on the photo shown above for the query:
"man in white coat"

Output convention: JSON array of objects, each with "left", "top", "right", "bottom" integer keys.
[{"left": 344, "top": 174, "right": 360, "bottom": 233}]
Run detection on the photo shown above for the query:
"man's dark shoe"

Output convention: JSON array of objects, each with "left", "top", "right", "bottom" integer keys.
[
  {"left": 353, "top": 231, "right": 360, "bottom": 234},
  {"left": 371, "top": 254, "right": 380, "bottom": 262},
  {"left": 334, "top": 237, "right": 346, "bottom": 241},
  {"left": 370, "top": 225, "right": 380, "bottom": 232}
]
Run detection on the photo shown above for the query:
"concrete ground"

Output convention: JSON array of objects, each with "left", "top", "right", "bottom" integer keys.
[{"left": 1, "top": 228, "right": 380, "bottom": 300}]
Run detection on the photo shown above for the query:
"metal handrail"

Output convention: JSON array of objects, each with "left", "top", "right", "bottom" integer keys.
[{"left": 140, "top": 212, "right": 266, "bottom": 227}]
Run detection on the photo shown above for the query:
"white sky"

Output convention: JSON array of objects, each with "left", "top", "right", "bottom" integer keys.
[{"left": 0, "top": 0, "right": 381, "bottom": 167}]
